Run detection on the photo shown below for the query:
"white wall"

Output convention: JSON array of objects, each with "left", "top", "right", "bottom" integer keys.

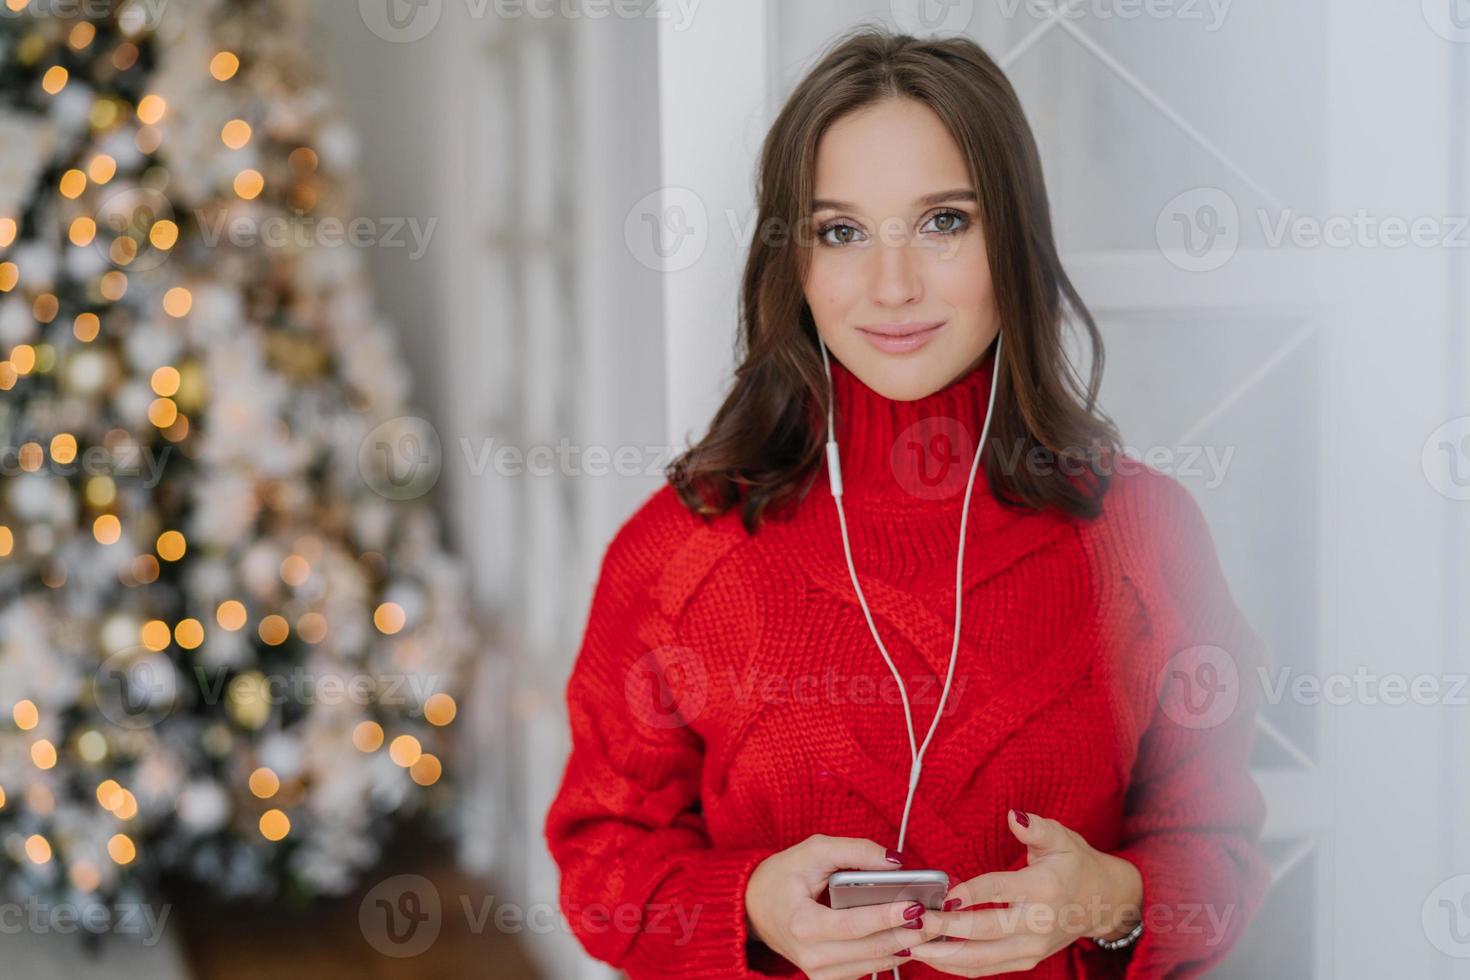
[{"left": 317, "top": 5, "right": 669, "bottom": 978}]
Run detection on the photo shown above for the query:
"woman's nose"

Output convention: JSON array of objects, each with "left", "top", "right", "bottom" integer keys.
[{"left": 867, "top": 238, "right": 924, "bottom": 308}]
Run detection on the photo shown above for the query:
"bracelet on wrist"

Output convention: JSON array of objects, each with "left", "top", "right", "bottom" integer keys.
[{"left": 1093, "top": 919, "right": 1143, "bottom": 951}]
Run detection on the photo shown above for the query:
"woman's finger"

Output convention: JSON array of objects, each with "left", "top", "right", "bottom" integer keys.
[
  {"left": 908, "top": 933, "right": 1043, "bottom": 974},
  {"left": 943, "top": 864, "right": 1050, "bottom": 910},
  {"left": 801, "top": 897, "right": 932, "bottom": 942},
  {"left": 1006, "top": 808, "right": 1077, "bottom": 857},
  {"left": 804, "top": 917, "right": 945, "bottom": 973},
  {"left": 927, "top": 905, "right": 1035, "bottom": 942},
  {"left": 801, "top": 833, "right": 904, "bottom": 879}
]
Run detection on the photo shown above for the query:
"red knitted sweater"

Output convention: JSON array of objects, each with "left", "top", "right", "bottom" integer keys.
[{"left": 543, "top": 351, "right": 1271, "bottom": 979}]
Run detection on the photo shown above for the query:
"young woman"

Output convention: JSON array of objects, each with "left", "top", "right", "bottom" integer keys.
[{"left": 544, "top": 26, "right": 1269, "bottom": 980}]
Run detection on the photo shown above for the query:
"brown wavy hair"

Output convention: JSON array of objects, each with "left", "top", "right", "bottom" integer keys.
[{"left": 667, "top": 25, "right": 1121, "bottom": 535}]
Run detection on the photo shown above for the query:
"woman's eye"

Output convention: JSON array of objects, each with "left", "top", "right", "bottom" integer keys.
[
  {"left": 819, "top": 222, "right": 864, "bottom": 246},
  {"left": 924, "top": 209, "right": 969, "bottom": 235},
  {"left": 817, "top": 210, "right": 968, "bottom": 246}
]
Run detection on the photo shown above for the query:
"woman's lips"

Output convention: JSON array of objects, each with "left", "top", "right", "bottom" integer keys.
[{"left": 856, "top": 321, "right": 945, "bottom": 354}]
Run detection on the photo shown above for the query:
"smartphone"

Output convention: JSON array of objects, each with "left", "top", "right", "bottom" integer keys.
[{"left": 827, "top": 870, "right": 949, "bottom": 910}]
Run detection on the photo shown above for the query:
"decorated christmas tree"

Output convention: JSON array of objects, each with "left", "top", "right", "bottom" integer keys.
[{"left": 0, "top": 0, "right": 475, "bottom": 926}]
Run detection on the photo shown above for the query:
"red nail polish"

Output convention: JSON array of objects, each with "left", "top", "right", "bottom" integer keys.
[
  {"left": 886, "top": 849, "right": 905, "bottom": 865},
  {"left": 942, "top": 898, "right": 961, "bottom": 912},
  {"left": 896, "top": 948, "right": 911, "bottom": 957},
  {"left": 944, "top": 935, "right": 963, "bottom": 942},
  {"left": 904, "top": 917, "right": 923, "bottom": 929},
  {"left": 1012, "top": 808, "right": 1030, "bottom": 827},
  {"left": 903, "top": 902, "right": 923, "bottom": 920}
]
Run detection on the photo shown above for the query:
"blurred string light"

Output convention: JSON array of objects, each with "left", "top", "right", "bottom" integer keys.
[
  {"left": 259, "top": 809, "right": 289, "bottom": 842},
  {"left": 13, "top": 700, "right": 38, "bottom": 730}
]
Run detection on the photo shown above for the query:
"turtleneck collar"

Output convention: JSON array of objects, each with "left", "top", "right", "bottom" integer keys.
[{"left": 820, "top": 345, "right": 998, "bottom": 511}]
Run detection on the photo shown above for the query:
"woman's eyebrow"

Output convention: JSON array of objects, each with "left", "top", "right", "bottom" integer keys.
[{"left": 811, "top": 188, "right": 977, "bottom": 211}]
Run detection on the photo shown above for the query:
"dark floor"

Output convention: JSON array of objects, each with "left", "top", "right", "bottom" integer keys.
[{"left": 164, "top": 825, "right": 543, "bottom": 979}]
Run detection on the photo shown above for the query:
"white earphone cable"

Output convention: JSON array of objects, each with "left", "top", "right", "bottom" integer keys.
[{"left": 818, "top": 333, "right": 1003, "bottom": 980}]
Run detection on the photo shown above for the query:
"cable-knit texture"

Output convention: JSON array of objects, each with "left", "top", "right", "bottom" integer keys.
[{"left": 543, "top": 352, "right": 1272, "bottom": 979}]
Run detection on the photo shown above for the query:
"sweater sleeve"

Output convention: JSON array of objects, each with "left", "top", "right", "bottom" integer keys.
[
  {"left": 1097, "top": 474, "right": 1273, "bottom": 978},
  {"left": 542, "top": 510, "right": 787, "bottom": 979}
]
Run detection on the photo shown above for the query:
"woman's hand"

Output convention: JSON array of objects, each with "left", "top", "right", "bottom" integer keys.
[
  {"left": 906, "top": 810, "right": 1144, "bottom": 977},
  {"left": 744, "top": 834, "right": 946, "bottom": 979}
]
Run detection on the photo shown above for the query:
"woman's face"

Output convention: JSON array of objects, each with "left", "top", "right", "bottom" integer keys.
[{"left": 803, "top": 97, "right": 1000, "bottom": 401}]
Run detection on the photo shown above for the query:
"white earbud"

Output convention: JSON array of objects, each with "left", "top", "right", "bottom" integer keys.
[{"left": 818, "top": 334, "right": 1004, "bottom": 979}]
